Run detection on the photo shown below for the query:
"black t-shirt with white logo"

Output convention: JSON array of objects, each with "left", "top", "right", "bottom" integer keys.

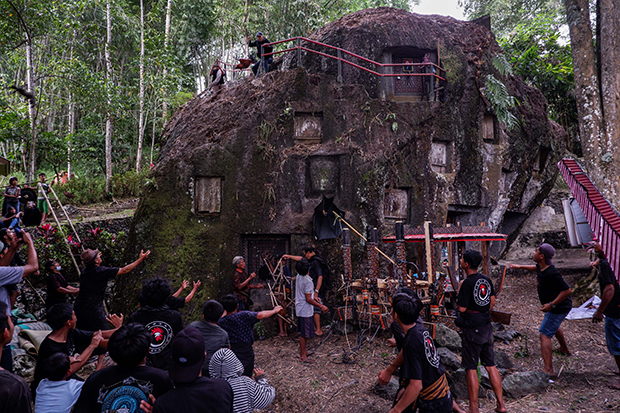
[
  {"left": 38, "top": 329, "right": 94, "bottom": 360},
  {"left": 536, "top": 264, "right": 572, "bottom": 314},
  {"left": 400, "top": 321, "right": 445, "bottom": 391},
  {"left": 128, "top": 307, "right": 183, "bottom": 370},
  {"left": 598, "top": 258, "right": 620, "bottom": 319},
  {"left": 73, "top": 365, "right": 173, "bottom": 413},
  {"left": 457, "top": 272, "right": 495, "bottom": 327}
]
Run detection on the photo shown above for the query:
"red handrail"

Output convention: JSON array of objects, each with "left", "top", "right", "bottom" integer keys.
[{"left": 260, "top": 36, "right": 445, "bottom": 81}]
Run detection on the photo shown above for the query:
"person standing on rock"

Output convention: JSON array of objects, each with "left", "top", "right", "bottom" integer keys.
[
  {"left": 509, "top": 243, "right": 572, "bottom": 377},
  {"left": 588, "top": 242, "right": 620, "bottom": 389},
  {"left": 247, "top": 32, "right": 273, "bottom": 76},
  {"left": 456, "top": 250, "right": 506, "bottom": 413}
]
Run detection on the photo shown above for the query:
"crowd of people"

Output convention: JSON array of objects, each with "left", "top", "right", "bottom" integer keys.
[{"left": 1, "top": 212, "right": 619, "bottom": 413}]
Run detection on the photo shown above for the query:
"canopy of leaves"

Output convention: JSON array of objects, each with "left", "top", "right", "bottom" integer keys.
[{"left": 499, "top": 15, "right": 577, "bottom": 137}]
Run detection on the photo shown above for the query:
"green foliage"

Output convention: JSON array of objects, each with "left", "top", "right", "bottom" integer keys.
[
  {"left": 483, "top": 74, "right": 518, "bottom": 130},
  {"left": 499, "top": 15, "right": 577, "bottom": 136},
  {"left": 33, "top": 223, "right": 127, "bottom": 281},
  {"left": 55, "top": 169, "right": 149, "bottom": 205},
  {"left": 459, "top": 0, "right": 565, "bottom": 38}
]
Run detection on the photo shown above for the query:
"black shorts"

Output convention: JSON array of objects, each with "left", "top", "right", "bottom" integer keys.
[
  {"left": 461, "top": 324, "right": 495, "bottom": 370},
  {"left": 418, "top": 394, "right": 453, "bottom": 413}
]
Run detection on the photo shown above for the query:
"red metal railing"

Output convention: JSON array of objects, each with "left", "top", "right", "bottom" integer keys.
[
  {"left": 558, "top": 158, "right": 620, "bottom": 280},
  {"left": 262, "top": 36, "right": 446, "bottom": 81}
]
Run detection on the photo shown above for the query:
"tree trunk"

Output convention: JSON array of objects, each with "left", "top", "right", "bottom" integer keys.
[
  {"left": 597, "top": 0, "right": 620, "bottom": 202},
  {"left": 161, "top": 0, "right": 172, "bottom": 125},
  {"left": 105, "top": 0, "right": 113, "bottom": 192},
  {"left": 26, "top": 38, "right": 36, "bottom": 184},
  {"left": 136, "top": 0, "right": 145, "bottom": 172}
]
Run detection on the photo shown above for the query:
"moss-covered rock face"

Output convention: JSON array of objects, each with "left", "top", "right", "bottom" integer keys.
[{"left": 115, "top": 8, "right": 566, "bottom": 319}]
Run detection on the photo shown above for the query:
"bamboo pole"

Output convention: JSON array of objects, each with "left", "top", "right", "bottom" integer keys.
[
  {"left": 39, "top": 185, "right": 81, "bottom": 275},
  {"left": 332, "top": 211, "right": 396, "bottom": 265},
  {"left": 45, "top": 183, "right": 83, "bottom": 246}
]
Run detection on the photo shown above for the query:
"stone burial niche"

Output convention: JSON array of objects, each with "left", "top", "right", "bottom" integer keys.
[{"left": 380, "top": 46, "right": 441, "bottom": 102}]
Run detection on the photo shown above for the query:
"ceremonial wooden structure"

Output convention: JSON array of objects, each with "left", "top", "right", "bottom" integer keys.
[{"left": 337, "top": 221, "right": 508, "bottom": 334}]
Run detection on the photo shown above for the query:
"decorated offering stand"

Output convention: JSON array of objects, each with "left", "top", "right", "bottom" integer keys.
[{"left": 337, "top": 220, "right": 508, "bottom": 336}]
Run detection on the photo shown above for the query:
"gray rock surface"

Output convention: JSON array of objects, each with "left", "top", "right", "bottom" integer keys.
[
  {"left": 373, "top": 377, "right": 399, "bottom": 401},
  {"left": 494, "top": 329, "right": 521, "bottom": 343},
  {"left": 448, "top": 368, "right": 487, "bottom": 400},
  {"left": 437, "top": 347, "right": 461, "bottom": 371},
  {"left": 494, "top": 350, "right": 514, "bottom": 369},
  {"left": 435, "top": 324, "right": 462, "bottom": 351},
  {"left": 502, "top": 371, "right": 549, "bottom": 398}
]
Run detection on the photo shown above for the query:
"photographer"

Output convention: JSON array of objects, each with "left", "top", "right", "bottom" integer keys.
[{"left": 0, "top": 229, "right": 39, "bottom": 371}]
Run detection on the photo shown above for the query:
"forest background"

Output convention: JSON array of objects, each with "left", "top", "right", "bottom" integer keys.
[{"left": 0, "top": 0, "right": 580, "bottom": 205}]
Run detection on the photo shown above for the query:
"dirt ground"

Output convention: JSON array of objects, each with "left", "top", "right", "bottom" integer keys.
[{"left": 252, "top": 269, "right": 620, "bottom": 413}]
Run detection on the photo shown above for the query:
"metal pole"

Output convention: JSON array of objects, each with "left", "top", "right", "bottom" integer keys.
[
  {"left": 337, "top": 49, "right": 343, "bottom": 83},
  {"left": 297, "top": 38, "right": 301, "bottom": 67}
]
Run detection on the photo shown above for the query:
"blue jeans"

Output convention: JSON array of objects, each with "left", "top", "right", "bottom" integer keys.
[
  {"left": 539, "top": 311, "right": 569, "bottom": 338},
  {"left": 605, "top": 317, "right": 620, "bottom": 356},
  {"left": 252, "top": 57, "right": 273, "bottom": 76}
]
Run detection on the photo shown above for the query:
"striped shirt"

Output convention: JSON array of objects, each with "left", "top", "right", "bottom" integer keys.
[{"left": 208, "top": 348, "right": 275, "bottom": 413}]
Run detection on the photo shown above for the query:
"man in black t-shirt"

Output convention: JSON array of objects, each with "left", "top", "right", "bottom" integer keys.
[
  {"left": 510, "top": 243, "right": 572, "bottom": 376},
  {"left": 283, "top": 246, "right": 328, "bottom": 335},
  {"left": 129, "top": 278, "right": 184, "bottom": 370},
  {"left": 44, "top": 260, "right": 79, "bottom": 310},
  {"left": 0, "top": 302, "right": 32, "bottom": 413},
  {"left": 247, "top": 32, "right": 273, "bottom": 76},
  {"left": 74, "top": 248, "right": 150, "bottom": 332},
  {"left": 74, "top": 323, "right": 174, "bottom": 413},
  {"left": 589, "top": 242, "right": 620, "bottom": 389},
  {"left": 151, "top": 327, "right": 233, "bottom": 413},
  {"left": 388, "top": 292, "right": 452, "bottom": 413},
  {"left": 456, "top": 250, "right": 506, "bottom": 413},
  {"left": 33, "top": 303, "right": 122, "bottom": 399}
]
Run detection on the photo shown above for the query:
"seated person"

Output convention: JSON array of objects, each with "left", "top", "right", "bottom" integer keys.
[
  {"left": 128, "top": 278, "right": 183, "bottom": 370},
  {"left": 188, "top": 300, "right": 230, "bottom": 375},
  {"left": 73, "top": 323, "right": 174, "bottom": 413},
  {"left": 33, "top": 303, "right": 122, "bottom": 398},
  {"left": 150, "top": 327, "right": 233, "bottom": 413},
  {"left": 3, "top": 206, "right": 22, "bottom": 230},
  {"left": 34, "top": 352, "right": 84, "bottom": 413},
  {"left": 209, "top": 348, "right": 275, "bottom": 413}
]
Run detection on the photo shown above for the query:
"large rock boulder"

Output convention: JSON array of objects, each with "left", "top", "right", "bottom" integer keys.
[
  {"left": 435, "top": 324, "right": 462, "bottom": 351},
  {"left": 115, "top": 8, "right": 566, "bottom": 318},
  {"left": 502, "top": 371, "right": 549, "bottom": 398}
]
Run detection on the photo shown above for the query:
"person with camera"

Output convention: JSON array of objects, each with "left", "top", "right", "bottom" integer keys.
[{"left": 0, "top": 229, "right": 38, "bottom": 371}]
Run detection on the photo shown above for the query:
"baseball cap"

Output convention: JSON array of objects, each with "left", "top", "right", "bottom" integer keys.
[
  {"left": 256, "top": 31, "right": 263, "bottom": 37},
  {"left": 538, "top": 243, "right": 555, "bottom": 265},
  {"left": 169, "top": 327, "right": 205, "bottom": 383}
]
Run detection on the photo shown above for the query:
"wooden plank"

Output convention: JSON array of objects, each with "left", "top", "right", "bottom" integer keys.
[{"left": 424, "top": 221, "right": 434, "bottom": 283}]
